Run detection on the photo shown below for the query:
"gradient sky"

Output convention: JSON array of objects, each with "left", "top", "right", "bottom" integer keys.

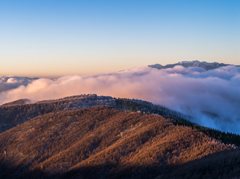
[{"left": 0, "top": 0, "right": 239, "bottom": 77}]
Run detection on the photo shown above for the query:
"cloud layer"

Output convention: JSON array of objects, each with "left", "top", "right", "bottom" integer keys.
[{"left": 1, "top": 66, "right": 240, "bottom": 134}]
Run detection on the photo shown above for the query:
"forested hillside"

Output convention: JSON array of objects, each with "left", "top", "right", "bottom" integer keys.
[{"left": 0, "top": 106, "right": 235, "bottom": 179}]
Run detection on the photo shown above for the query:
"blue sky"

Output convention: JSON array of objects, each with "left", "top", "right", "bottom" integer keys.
[{"left": 0, "top": 0, "right": 239, "bottom": 77}]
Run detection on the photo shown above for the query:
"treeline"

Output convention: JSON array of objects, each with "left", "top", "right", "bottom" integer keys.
[
  {"left": 171, "top": 118, "right": 240, "bottom": 146},
  {"left": 115, "top": 98, "right": 240, "bottom": 146}
]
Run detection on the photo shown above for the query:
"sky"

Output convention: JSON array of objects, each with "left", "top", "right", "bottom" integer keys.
[{"left": 0, "top": 0, "right": 239, "bottom": 77}]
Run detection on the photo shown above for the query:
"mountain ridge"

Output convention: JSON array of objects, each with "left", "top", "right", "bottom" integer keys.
[
  {"left": 1, "top": 94, "right": 240, "bottom": 147},
  {"left": 0, "top": 94, "right": 190, "bottom": 133}
]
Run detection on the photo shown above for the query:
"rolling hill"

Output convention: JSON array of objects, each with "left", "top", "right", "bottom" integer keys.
[{"left": 0, "top": 95, "right": 240, "bottom": 178}]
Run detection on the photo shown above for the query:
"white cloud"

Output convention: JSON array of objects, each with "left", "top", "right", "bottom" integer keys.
[
  {"left": 0, "top": 76, "right": 36, "bottom": 93},
  {"left": 0, "top": 66, "right": 240, "bottom": 134}
]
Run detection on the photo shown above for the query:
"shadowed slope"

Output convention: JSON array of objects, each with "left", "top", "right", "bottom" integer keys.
[
  {"left": 0, "top": 106, "right": 233, "bottom": 178},
  {"left": 156, "top": 148, "right": 240, "bottom": 179}
]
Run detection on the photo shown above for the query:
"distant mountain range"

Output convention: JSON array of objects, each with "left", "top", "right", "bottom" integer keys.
[{"left": 149, "top": 60, "right": 240, "bottom": 71}]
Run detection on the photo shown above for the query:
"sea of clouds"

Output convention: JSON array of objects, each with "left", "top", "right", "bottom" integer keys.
[{"left": 1, "top": 65, "right": 240, "bottom": 134}]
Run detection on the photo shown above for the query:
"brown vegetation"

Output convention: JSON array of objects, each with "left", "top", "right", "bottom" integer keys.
[{"left": 0, "top": 106, "right": 235, "bottom": 178}]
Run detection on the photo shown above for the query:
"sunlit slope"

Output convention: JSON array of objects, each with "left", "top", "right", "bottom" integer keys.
[{"left": 0, "top": 106, "right": 233, "bottom": 179}]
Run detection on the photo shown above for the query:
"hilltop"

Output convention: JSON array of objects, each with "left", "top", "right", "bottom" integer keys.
[{"left": 1, "top": 99, "right": 31, "bottom": 106}]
